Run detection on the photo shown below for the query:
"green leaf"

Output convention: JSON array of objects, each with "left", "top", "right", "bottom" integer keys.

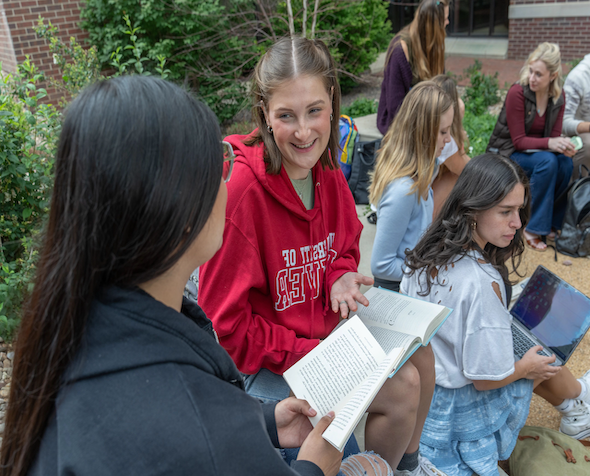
[
  {"left": 22, "top": 208, "right": 32, "bottom": 219},
  {"left": 26, "top": 114, "right": 36, "bottom": 125}
]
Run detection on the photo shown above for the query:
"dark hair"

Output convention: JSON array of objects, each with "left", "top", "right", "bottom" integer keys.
[
  {"left": 245, "top": 36, "right": 341, "bottom": 174},
  {"left": 404, "top": 153, "right": 530, "bottom": 296},
  {"left": 0, "top": 76, "right": 223, "bottom": 475}
]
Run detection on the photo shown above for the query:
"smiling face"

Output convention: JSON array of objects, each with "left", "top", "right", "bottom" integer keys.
[
  {"left": 265, "top": 75, "right": 333, "bottom": 179},
  {"left": 473, "top": 183, "right": 525, "bottom": 250},
  {"left": 436, "top": 106, "right": 454, "bottom": 157},
  {"left": 528, "top": 60, "right": 557, "bottom": 93}
]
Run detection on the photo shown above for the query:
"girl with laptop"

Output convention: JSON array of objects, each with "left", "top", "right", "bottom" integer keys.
[{"left": 401, "top": 154, "right": 590, "bottom": 476}]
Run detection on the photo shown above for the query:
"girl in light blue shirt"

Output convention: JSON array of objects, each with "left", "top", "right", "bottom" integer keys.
[{"left": 370, "top": 81, "right": 454, "bottom": 292}]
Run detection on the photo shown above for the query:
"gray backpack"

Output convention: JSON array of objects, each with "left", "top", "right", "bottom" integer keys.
[{"left": 556, "top": 167, "right": 590, "bottom": 257}]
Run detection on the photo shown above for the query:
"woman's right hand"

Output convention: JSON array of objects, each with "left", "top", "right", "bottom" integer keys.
[
  {"left": 297, "top": 412, "right": 343, "bottom": 476},
  {"left": 548, "top": 137, "right": 576, "bottom": 157},
  {"left": 520, "top": 346, "right": 561, "bottom": 380}
]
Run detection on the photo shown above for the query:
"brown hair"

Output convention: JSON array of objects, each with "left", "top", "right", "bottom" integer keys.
[
  {"left": 386, "top": 0, "right": 448, "bottom": 83},
  {"left": 369, "top": 81, "right": 453, "bottom": 205},
  {"left": 431, "top": 74, "right": 464, "bottom": 152},
  {"left": 245, "top": 36, "right": 341, "bottom": 174}
]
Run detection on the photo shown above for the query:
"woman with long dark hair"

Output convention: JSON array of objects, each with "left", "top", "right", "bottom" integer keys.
[
  {"left": 402, "top": 154, "right": 590, "bottom": 476},
  {"left": 0, "top": 76, "right": 393, "bottom": 476}
]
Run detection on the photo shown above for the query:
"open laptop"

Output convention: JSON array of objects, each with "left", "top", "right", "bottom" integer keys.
[{"left": 510, "top": 265, "right": 590, "bottom": 366}]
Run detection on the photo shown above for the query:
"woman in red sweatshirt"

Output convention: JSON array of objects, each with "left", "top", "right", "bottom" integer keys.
[{"left": 199, "top": 36, "right": 446, "bottom": 476}]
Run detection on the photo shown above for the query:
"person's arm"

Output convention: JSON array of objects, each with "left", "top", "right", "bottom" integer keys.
[
  {"left": 325, "top": 172, "right": 371, "bottom": 317},
  {"left": 473, "top": 346, "right": 560, "bottom": 391},
  {"left": 443, "top": 149, "right": 470, "bottom": 176},
  {"left": 460, "top": 276, "right": 561, "bottom": 391},
  {"left": 371, "top": 180, "right": 416, "bottom": 282},
  {"left": 199, "top": 221, "right": 319, "bottom": 375},
  {"left": 549, "top": 93, "right": 566, "bottom": 138},
  {"left": 563, "top": 80, "right": 585, "bottom": 136},
  {"left": 505, "top": 85, "right": 551, "bottom": 150},
  {"left": 548, "top": 96, "right": 576, "bottom": 157}
]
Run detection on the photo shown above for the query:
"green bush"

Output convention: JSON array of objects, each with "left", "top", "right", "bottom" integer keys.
[
  {"left": 80, "top": 0, "right": 391, "bottom": 122},
  {"left": 341, "top": 97, "right": 378, "bottom": 118},
  {"left": 463, "top": 111, "right": 497, "bottom": 157},
  {"left": 0, "top": 59, "right": 61, "bottom": 339},
  {"left": 464, "top": 59, "right": 500, "bottom": 116}
]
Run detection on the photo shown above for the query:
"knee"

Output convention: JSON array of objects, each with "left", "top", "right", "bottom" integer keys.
[
  {"left": 534, "top": 151, "right": 559, "bottom": 172},
  {"left": 390, "top": 362, "right": 421, "bottom": 400},
  {"left": 411, "top": 345, "right": 435, "bottom": 378}
]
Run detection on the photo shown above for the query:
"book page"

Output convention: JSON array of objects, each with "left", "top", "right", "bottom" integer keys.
[
  {"left": 322, "top": 352, "right": 402, "bottom": 451},
  {"left": 357, "top": 287, "right": 446, "bottom": 341},
  {"left": 283, "top": 316, "right": 387, "bottom": 426},
  {"left": 365, "top": 325, "right": 417, "bottom": 354}
]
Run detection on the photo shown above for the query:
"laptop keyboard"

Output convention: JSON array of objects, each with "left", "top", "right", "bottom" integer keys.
[{"left": 512, "top": 324, "right": 553, "bottom": 359}]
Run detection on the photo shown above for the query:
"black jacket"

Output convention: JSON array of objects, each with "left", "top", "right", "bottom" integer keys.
[{"left": 30, "top": 286, "right": 322, "bottom": 476}]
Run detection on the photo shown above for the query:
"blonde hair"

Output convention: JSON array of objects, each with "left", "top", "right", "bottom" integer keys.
[
  {"left": 519, "top": 42, "right": 563, "bottom": 102},
  {"left": 369, "top": 81, "right": 453, "bottom": 205},
  {"left": 386, "top": 0, "right": 448, "bottom": 82},
  {"left": 245, "top": 36, "right": 340, "bottom": 174},
  {"left": 431, "top": 74, "right": 464, "bottom": 152}
]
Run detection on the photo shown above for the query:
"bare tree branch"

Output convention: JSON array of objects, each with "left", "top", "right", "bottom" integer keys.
[
  {"left": 310, "top": 0, "right": 321, "bottom": 39},
  {"left": 302, "top": 0, "right": 308, "bottom": 38},
  {"left": 286, "top": 0, "right": 295, "bottom": 36}
]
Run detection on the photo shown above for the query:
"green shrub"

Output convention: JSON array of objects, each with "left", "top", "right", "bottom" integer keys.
[
  {"left": 464, "top": 59, "right": 500, "bottom": 116},
  {"left": 341, "top": 97, "right": 378, "bottom": 118},
  {"left": 0, "top": 60, "right": 61, "bottom": 340},
  {"left": 34, "top": 18, "right": 102, "bottom": 104},
  {"left": 81, "top": 0, "right": 391, "bottom": 122},
  {"left": 463, "top": 111, "right": 497, "bottom": 157}
]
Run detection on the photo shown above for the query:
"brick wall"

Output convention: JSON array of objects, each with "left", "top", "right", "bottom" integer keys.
[
  {"left": 508, "top": 0, "right": 590, "bottom": 60},
  {"left": 0, "top": 0, "right": 87, "bottom": 104}
]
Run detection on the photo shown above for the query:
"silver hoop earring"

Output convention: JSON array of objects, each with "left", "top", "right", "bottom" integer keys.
[{"left": 267, "top": 125, "right": 273, "bottom": 134}]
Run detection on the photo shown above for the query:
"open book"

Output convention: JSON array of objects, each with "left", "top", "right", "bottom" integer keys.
[{"left": 283, "top": 287, "right": 452, "bottom": 451}]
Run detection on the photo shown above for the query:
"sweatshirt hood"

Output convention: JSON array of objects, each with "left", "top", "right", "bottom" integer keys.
[
  {"left": 63, "top": 286, "right": 242, "bottom": 388},
  {"left": 225, "top": 131, "right": 324, "bottom": 222}
]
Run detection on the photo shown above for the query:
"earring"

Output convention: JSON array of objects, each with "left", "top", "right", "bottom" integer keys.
[
  {"left": 330, "top": 114, "right": 333, "bottom": 121},
  {"left": 267, "top": 124, "right": 273, "bottom": 134},
  {"left": 471, "top": 222, "right": 477, "bottom": 230}
]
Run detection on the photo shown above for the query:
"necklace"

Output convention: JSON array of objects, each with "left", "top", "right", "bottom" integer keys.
[{"left": 291, "top": 173, "right": 311, "bottom": 200}]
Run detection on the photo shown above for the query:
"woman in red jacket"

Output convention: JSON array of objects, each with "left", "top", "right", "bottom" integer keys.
[
  {"left": 199, "top": 36, "right": 446, "bottom": 476},
  {"left": 487, "top": 43, "right": 576, "bottom": 251}
]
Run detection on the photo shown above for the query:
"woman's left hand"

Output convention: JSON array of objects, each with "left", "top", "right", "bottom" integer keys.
[
  {"left": 275, "top": 397, "right": 316, "bottom": 448},
  {"left": 330, "top": 272, "right": 374, "bottom": 319}
]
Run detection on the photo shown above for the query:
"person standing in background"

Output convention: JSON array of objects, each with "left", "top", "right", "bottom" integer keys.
[{"left": 377, "top": 0, "right": 449, "bottom": 135}]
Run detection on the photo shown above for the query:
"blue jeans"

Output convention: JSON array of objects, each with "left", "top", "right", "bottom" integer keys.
[
  {"left": 244, "top": 369, "right": 361, "bottom": 471},
  {"left": 511, "top": 150, "right": 573, "bottom": 235}
]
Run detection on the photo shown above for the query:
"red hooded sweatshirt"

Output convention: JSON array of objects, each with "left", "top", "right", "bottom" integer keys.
[{"left": 199, "top": 132, "right": 363, "bottom": 375}]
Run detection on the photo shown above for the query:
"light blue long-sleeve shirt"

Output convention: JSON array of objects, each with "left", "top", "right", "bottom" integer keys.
[{"left": 371, "top": 177, "right": 433, "bottom": 282}]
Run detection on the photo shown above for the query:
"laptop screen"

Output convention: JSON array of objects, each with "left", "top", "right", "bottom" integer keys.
[{"left": 510, "top": 266, "right": 590, "bottom": 362}]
